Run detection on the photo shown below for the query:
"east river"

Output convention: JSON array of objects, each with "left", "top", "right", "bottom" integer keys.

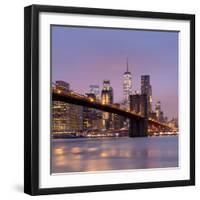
[{"left": 51, "top": 136, "right": 178, "bottom": 173}]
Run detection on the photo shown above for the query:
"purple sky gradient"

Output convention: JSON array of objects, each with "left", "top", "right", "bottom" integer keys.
[{"left": 52, "top": 26, "right": 178, "bottom": 119}]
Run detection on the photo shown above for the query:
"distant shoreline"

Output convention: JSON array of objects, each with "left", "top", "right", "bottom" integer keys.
[{"left": 52, "top": 133, "right": 178, "bottom": 139}]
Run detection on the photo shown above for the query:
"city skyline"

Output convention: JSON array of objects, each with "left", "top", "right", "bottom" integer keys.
[{"left": 52, "top": 26, "right": 178, "bottom": 119}]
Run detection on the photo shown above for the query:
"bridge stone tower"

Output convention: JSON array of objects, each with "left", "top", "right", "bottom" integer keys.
[{"left": 129, "top": 94, "right": 148, "bottom": 137}]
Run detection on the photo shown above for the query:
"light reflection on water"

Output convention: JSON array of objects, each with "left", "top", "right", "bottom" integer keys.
[{"left": 51, "top": 136, "right": 178, "bottom": 173}]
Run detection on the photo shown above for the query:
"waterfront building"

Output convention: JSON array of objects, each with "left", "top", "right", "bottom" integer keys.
[
  {"left": 52, "top": 101, "right": 83, "bottom": 134},
  {"left": 141, "top": 75, "right": 152, "bottom": 113},
  {"left": 123, "top": 58, "right": 132, "bottom": 106},
  {"left": 168, "top": 118, "right": 179, "bottom": 130},
  {"left": 52, "top": 81, "right": 83, "bottom": 134},
  {"left": 113, "top": 103, "right": 125, "bottom": 130},
  {"left": 83, "top": 106, "right": 96, "bottom": 130},
  {"left": 83, "top": 93, "right": 103, "bottom": 131}
]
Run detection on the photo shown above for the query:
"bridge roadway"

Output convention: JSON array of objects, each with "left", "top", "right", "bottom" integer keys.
[{"left": 52, "top": 90, "right": 172, "bottom": 130}]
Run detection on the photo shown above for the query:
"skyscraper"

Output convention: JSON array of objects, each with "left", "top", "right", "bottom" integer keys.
[
  {"left": 101, "top": 80, "right": 114, "bottom": 129},
  {"left": 155, "top": 101, "right": 165, "bottom": 122},
  {"left": 155, "top": 101, "right": 161, "bottom": 120},
  {"left": 123, "top": 58, "right": 132, "bottom": 106},
  {"left": 101, "top": 80, "right": 113, "bottom": 104},
  {"left": 141, "top": 75, "right": 152, "bottom": 113},
  {"left": 89, "top": 85, "right": 100, "bottom": 100}
]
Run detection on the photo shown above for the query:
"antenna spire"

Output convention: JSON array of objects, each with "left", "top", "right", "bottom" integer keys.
[{"left": 126, "top": 57, "right": 129, "bottom": 72}]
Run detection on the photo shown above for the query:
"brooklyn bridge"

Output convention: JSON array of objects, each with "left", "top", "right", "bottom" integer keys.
[{"left": 52, "top": 88, "right": 174, "bottom": 137}]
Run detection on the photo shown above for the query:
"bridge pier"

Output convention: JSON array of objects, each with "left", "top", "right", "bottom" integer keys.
[{"left": 129, "top": 118, "right": 148, "bottom": 137}]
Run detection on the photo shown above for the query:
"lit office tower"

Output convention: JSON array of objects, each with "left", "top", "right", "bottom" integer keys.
[
  {"left": 123, "top": 58, "right": 132, "bottom": 106},
  {"left": 155, "top": 101, "right": 162, "bottom": 122},
  {"left": 155, "top": 101, "right": 164, "bottom": 122},
  {"left": 141, "top": 75, "right": 152, "bottom": 113},
  {"left": 101, "top": 80, "right": 113, "bottom": 104},
  {"left": 90, "top": 85, "right": 100, "bottom": 100},
  {"left": 52, "top": 81, "right": 83, "bottom": 134},
  {"left": 101, "top": 80, "right": 114, "bottom": 129}
]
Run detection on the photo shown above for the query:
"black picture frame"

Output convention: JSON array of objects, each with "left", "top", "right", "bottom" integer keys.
[{"left": 24, "top": 4, "right": 195, "bottom": 196}]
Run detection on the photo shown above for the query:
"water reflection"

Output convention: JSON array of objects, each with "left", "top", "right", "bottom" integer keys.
[
  {"left": 51, "top": 136, "right": 178, "bottom": 173},
  {"left": 54, "top": 148, "right": 64, "bottom": 155}
]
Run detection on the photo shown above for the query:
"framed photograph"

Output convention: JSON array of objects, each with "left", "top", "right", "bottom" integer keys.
[{"left": 24, "top": 4, "right": 195, "bottom": 195}]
